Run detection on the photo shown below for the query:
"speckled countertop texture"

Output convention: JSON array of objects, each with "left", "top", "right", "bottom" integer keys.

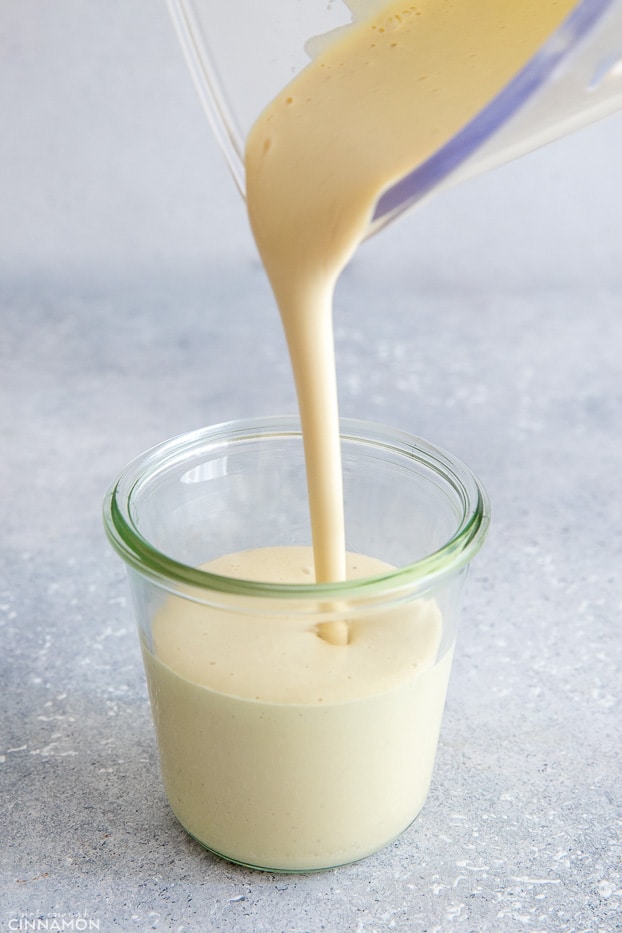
[{"left": 1, "top": 3, "right": 621, "bottom": 931}]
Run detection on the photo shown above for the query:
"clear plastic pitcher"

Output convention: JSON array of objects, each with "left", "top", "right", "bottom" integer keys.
[{"left": 167, "top": 0, "right": 622, "bottom": 230}]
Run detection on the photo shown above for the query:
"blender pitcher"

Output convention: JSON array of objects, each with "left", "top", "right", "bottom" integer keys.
[{"left": 167, "top": 0, "right": 622, "bottom": 230}]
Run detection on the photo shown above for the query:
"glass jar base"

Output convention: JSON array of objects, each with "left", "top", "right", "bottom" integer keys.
[{"left": 182, "top": 817, "right": 421, "bottom": 873}]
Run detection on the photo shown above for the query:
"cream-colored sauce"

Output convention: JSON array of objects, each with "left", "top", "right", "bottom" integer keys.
[
  {"left": 144, "top": 546, "right": 452, "bottom": 870},
  {"left": 145, "top": 0, "right": 577, "bottom": 868},
  {"left": 245, "top": 0, "right": 576, "bottom": 595}
]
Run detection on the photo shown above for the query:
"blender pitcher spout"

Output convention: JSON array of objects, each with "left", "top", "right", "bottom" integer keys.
[{"left": 167, "top": 0, "right": 622, "bottom": 228}]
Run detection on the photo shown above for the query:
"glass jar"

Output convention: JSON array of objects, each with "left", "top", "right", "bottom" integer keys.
[{"left": 103, "top": 416, "right": 489, "bottom": 871}]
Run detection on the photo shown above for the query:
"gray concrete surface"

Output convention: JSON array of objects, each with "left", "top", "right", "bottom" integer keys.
[{"left": 1, "top": 2, "right": 621, "bottom": 931}]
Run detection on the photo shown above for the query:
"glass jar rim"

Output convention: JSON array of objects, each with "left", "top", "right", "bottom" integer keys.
[{"left": 103, "top": 415, "right": 490, "bottom": 600}]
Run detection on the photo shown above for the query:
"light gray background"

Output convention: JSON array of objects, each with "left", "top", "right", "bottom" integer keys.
[{"left": 1, "top": 2, "right": 621, "bottom": 931}]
